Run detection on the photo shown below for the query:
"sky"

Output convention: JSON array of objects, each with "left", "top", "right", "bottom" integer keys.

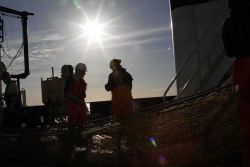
[{"left": 0, "top": 0, "right": 175, "bottom": 106}]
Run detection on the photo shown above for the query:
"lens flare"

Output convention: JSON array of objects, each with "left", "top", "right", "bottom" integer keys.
[
  {"left": 150, "top": 136, "right": 157, "bottom": 148},
  {"left": 73, "top": 0, "right": 81, "bottom": 9},
  {"left": 158, "top": 155, "right": 167, "bottom": 166}
]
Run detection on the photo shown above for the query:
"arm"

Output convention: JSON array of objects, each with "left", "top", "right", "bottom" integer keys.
[
  {"left": 79, "top": 80, "right": 87, "bottom": 100},
  {"left": 105, "top": 74, "right": 114, "bottom": 91},
  {"left": 124, "top": 71, "right": 133, "bottom": 88}
]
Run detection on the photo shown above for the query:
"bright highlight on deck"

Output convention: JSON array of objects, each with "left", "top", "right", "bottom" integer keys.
[
  {"left": 150, "top": 136, "right": 157, "bottom": 148},
  {"left": 158, "top": 155, "right": 167, "bottom": 166}
]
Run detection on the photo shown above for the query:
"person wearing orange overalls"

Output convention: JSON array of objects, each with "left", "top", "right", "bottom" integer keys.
[
  {"left": 60, "top": 64, "right": 88, "bottom": 162},
  {"left": 61, "top": 64, "right": 88, "bottom": 128},
  {"left": 105, "top": 59, "right": 135, "bottom": 162},
  {"left": 105, "top": 59, "right": 133, "bottom": 119},
  {"left": 70, "top": 63, "right": 88, "bottom": 127},
  {"left": 222, "top": 0, "right": 250, "bottom": 166}
]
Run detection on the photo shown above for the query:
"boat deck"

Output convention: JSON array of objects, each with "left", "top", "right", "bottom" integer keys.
[{"left": 0, "top": 84, "right": 242, "bottom": 167}]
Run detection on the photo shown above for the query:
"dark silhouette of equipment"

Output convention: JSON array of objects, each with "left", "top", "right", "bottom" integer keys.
[{"left": 0, "top": 5, "right": 33, "bottom": 80}]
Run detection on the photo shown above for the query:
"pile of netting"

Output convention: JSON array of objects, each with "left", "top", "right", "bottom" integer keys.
[{"left": 0, "top": 84, "right": 242, "bottom": 167}]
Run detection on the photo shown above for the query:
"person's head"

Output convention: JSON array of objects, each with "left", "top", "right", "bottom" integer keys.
[
  {"left": 61, "top": 65, "right": 74, "bottom": 78},
  {"left": 1, "top": 71, "right": 11, "bottom": 85},
  {"left": 109, "top": 59, "right": 122, "bottom": 71},
  {"left": 75, "top": 63, "right": 87, "bottom": 79}
]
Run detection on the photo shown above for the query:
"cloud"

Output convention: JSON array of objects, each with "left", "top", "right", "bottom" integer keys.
[
  {"left": 29, "top": 29, "right": 66, "bottom": 43},
  {"left": 28, "top": 30, "right": 66, "bottom": 63},
  {"left": 40, "top": 33, "right": 66, "bottom": 42},
  {"left": 76, "top": 24, "right": 171, "bottom": 49},
  {"left": 102, "top": 36, "right": 168, "bottom": 49},
  {"left": 1, "top": 29, "right": 66, "bottom": 74},
  {"left": 104, "top": 24, "right": 171, "bottom": 42}
]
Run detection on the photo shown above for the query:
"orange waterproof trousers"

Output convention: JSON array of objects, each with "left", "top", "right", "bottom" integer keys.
[
  {"left": 111, "top": 85, "right": 135, "bottom": 154},
  {"left": 65, "top": 79, "right": 88, "bottom": 128},
  {"left": 111, "top": 85, "right": 133, "bottom": 118},
  {"left": 233, "top": 57, "right": 250, "bottom": 167},
  {"left": 65, "top": 98, "right": 87, "bottom": 128}
]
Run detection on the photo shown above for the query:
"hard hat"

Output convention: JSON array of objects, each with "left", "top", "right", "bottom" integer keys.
[{"left": 75, "top": 63, "right": 87, "bottom": 72}]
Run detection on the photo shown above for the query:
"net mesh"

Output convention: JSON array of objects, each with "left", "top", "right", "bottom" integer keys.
[
  {"left": 0, "top": 85, "right": 242, "bottom": 166},
  {"left": 85, "top": 85, "right": 241, "bottom": 166}
]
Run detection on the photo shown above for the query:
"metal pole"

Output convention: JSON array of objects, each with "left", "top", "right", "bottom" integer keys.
[
  {"left": 51, "top": 67, "right": 54, "bottom": 79},
  {"left": 0, "top": 43, "right": 2, "bottom": 128}
]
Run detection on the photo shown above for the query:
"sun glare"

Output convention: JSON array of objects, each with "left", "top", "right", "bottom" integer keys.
[{"left": 83, "top": 20, "right": 105, "bottom": 42}]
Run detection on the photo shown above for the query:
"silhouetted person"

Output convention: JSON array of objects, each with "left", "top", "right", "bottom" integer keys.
[
  {"left": 61, "top": 64, "right": 88, "bottom": 128},
  {"left": 71, "top": 63, "right": 88, "bottom": 128},
  {"left": 105, "top": 59, "right": 133, "bottom": 118},
  {"left": 1, "top": 71, "right": 19, "bottom": 128},
  {"left": 61, "top": 64, "right": 75, "bottom": 126},
  {"left": 105, "top": 59, "right": 135, "bottom": 161},
  {"left": 61, "top": 64, "right": 75, "bottom": 99},
  {"left": 60, "top": 64, "right": 88, "bottom": 164},
  {"left": 222, "top": 0, "right": 250, "bottom": 166}
]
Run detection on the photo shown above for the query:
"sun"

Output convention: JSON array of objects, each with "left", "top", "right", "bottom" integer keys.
[{"left": 82, "top": 20, "right": 105, "bottom": 42}]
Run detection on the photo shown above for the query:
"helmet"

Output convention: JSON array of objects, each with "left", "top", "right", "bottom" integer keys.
[{"left": 75, "top": 63, "right": 87, "bottom": 72}]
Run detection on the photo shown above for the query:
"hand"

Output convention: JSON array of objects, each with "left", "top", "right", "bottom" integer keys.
[{"left": 235, "top": 84, "right": 239, "bottom": 95}]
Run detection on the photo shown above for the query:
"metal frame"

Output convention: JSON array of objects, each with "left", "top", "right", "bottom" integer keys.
[
  {"left": 163, "top": 5, "right": 226, "bottom": 102},
  {"left": 0, "top": 5, "right": 34, "bottom": 79}
]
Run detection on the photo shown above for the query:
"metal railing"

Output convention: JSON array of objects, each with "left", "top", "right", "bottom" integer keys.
[
  {"left": 176, "top": 34, "right": 225, "bottom": 99},
  {"left": 163, "top": 4, "right": 226, "bottom": 102}
]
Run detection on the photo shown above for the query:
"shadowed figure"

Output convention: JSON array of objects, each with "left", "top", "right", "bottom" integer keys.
[
  {"left": 222, "top": 0, "right": 250, "bottom": 166},
  {"left": 105, "top": 59, "right": 133, "bottom": 118},
  {"left": 1, "top": 71, "right": 20, "bottom": 128},
  {"left": 61, "top": 64, "right": 88, "bottom": 129},
  {"left": 105, "top": 59, "right": 137, "bottom": 165},
  {"left": 60, "top": 64, "right": 88, "bottom": 164}
]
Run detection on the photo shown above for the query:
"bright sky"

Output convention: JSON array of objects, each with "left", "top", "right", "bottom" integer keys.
[{"left": 0, "top": 0, "right": 175, "bottom": 106}]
